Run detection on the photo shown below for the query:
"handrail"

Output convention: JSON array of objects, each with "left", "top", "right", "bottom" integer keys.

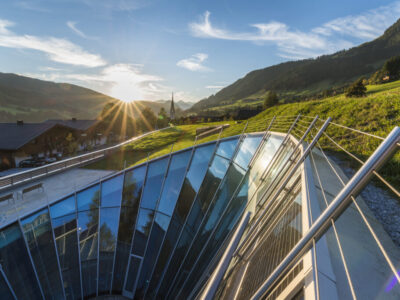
[{"left": 0, "top": 126, "right": 169, "bottom": 191}]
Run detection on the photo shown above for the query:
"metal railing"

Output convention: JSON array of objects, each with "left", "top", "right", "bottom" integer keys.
[
  {"left": 197, "top": 115, "right": 400, "bottom": 300},
  {"left": 249, "top": 125, "right": 400, "bottom": 299},
  {"left": 0, "top": 127, "right": 169, "bottom": 191}
]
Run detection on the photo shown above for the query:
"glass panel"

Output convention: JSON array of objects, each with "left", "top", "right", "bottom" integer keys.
[
  {"left": 113, "top": 165, "right": 146, "bottom": 293},
  {"left": 145, "top": 143, "right": 216, "bottom": 299},
  {"left": 216, "top": 137, "right": 239, "bottom": 159},
  {"left": 0, "top": 272, "right": 14, "bottom": 300},
  {"left": 157, "top": 150, "right": 192, "bottom": 216},
  {"left": 77, "top": 184, "right": 100, "bottom": 211},
  {"left": 134, "top": 212, "right": 170, "bottom": 299},
  {"left": 169, "top": 163, "right": 246, "bottom": 298},
  {"left": 179, "top": 174, "right": 250, "bottom": 298},
  {"left": 156, "top": 155, "right": 231, "bottom": 299},
  {"left": 77, "top": 184, "right": 100, "bottom": 298},
  {"left": 50, "top": 196, "right": 81, "bottom": 300},
  {"left": 185, "top": 143, "right": 216, "bottom": 193},
  {"left": 255, "top": 141, "right": 295, "bottom": 208},
  {"left": 0, "top": 223, "right": 42, "bottom": 299},
  {"left": 124, "top": 256, "right": 142, "bottom": 293},
  {"left": 132, "top": 209, "right": 154, "bottom": 256},
  {"left": 101, "top": 174, "right": 124, "bottom": 208},
  {"left": 248, "top": 135, "right": 283, "bottom": 201},
  {"left": 186, "top": 156, "right": 231, "bottom": 232},
  {"left": 234, "top": 135, "right": 262, "bottom": 169},
  {"left": 98, "top": 207, "right": 120, "bottom": 295},
  {"left": 98, "top": 175, "right": 124, "bottom": 294},
  {"left": 21, "top": 208, "right": 64, "bottom": 300},
  {"left": 50, "top": 195, "right": 76, "bottom": 218},
  {"left": 145, "top": 215, "right": 180, "bottom": 299},
  {"left": 140, "top": 158, "right": 168, "bottom": 210}
]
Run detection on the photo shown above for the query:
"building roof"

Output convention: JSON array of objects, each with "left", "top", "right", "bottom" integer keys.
[
  {"left": 45, "top": 119, "right": 98, "bottom": 131},
  {"left": 0, "top": 122, "right": 56, "bottom": 150}
]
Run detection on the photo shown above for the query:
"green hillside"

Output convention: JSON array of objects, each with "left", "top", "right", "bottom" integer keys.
[
  {"left": 0, "top": 73, "right": 191, "bottom": 122},
  {"left": 87, "top": 80, "right": 400, "bottom": 189},
  {"left": 189, "top": 18, "right": 400, "bottom": 114},
  {"left": 0, "top": 72, "right": 121, "bottom": 122}
]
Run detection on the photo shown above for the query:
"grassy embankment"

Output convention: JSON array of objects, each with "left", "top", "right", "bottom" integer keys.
[{"left": 85, "top": 81, "right": 400, "bottom": 187}]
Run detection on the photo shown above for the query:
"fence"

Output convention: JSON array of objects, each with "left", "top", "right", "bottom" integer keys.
[{"left": 0, "top": 127, "right": 168, "bottom": 191}]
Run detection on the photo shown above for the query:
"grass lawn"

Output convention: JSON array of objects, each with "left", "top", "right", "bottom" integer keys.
[
  {"left": 84, "top": 80, "right": 400, "bottom": 189},
  {"left": 84, "top": 122, "right": 237, "bottom": 170}
]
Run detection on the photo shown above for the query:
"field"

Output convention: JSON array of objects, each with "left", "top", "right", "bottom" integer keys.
[{"left": 85, "top": 81, "right": 400, "bottom": 189}]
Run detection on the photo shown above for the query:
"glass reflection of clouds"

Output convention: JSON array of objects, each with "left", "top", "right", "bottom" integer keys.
[
  {"left": 185, "top": 143, "right": 216, "bottom": 192},
  {"left": 157, "top": 150, "right": 192, "bottom": 216},
  {"left": 216, "top": 137, "right": 239, "bottom": 159},
  {"left": 50, "top": 195, "right": 76, "bottom": 218},
  {"left": 101, "top": 174, "right": 124, "bottom": 207},
  {"left": 140, "top": 158, "right": 168, "bottom": 210},
  {"left": 234, "top": 135, "right": 263, "bottom": 169}
]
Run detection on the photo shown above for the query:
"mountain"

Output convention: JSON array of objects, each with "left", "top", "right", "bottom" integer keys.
[
  {"left": 190, "top": 18, "right": 400, "bottom": 113},
  {"left": 0, "top": 73, "right": 192, "bottom": 122},
  {"left": 129, "top": 100, "right": 185, "bottom": 118},
  {"left": 176, "top": 100, "right": 193, "bottom": 110},
  {"left": 0, "top": 72, "right": 119, "bottom": 122}
]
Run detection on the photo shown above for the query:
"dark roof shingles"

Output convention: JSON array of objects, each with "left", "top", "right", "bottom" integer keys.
[
  {"left": 45, "top": 119, "right": 97, "bottom": 131},
  {"left": 0, "top": 123, "right": 56, "bottom": 150}
]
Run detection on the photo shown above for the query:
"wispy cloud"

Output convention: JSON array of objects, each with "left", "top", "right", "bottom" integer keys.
[
  {"left": 27, "top": 64, "right": 198, "bottom": 102},
  {"left": 83, "top": 0, "right": 148, "bottom": 11},
  {"left": 190, "top": 3, "right": 400, "bottom": 59},
  {"left": 0, "top": 18, "right": 105, "bottom": 67},
  {"left": 206, "top": 85, "right": 225, "bottom": 89},
  {"left": 177, "top": 53, "right": 211, "bottom": 72},
  {"left": 64, "top": 64, "right": 163, "bottom": 100},
  {"left": 313, "top": 2, "right": 400, "bottom": 39},
  {"left": 67, "top": 21, "right": 87, "bottom": 39},
  {"left": 190, "top": 11, "right": 327, "bottom": 58},
  {"left": 14, "top": 1, "right": 50, "bottom": 13}
]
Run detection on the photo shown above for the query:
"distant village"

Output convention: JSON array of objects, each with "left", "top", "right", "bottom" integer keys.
[{"left": 0, "top": 94, "right": 180, "bottom": 170}]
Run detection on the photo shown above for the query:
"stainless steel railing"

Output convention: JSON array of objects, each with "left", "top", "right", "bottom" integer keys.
[{"left": 197, "top": 115, "right": 400, "bottom": 300}]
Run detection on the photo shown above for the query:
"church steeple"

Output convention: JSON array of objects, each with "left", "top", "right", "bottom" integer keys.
[{"left": 170, "top": 92, "right": 176, "bottom": 120}]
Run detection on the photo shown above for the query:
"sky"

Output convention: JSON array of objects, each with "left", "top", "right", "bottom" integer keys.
[{"left": 0, "top": 0, "right": 400, "bottom": 103}]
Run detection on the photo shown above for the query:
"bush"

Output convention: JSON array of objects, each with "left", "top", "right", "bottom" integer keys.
[
  {"left": 346, "top": 79, "right": 366, "bottom": 97},
  {"left": 263, "top": 91, "right": 278, "bottom": 109}
]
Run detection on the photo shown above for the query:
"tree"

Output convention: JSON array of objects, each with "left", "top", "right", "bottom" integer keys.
[
  {"left": 137, "top": 107, "right": 157, "bottom": 132},
  {"left": 157, "top": 107, "right": 169, "bottom": 128},
  {"left": 346, "top": 79, "right": 367, "bottom": 97},
  {"left": 383, "top": 56, "right": 400, "bottom": 79},
  {"left": 263, "top": 91, "right": 278, "bottom": 109}
]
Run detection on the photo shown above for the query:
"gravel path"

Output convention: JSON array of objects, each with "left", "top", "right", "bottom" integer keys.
[{"left": 330, "top": 155, "right": 400, "bottom": 247}]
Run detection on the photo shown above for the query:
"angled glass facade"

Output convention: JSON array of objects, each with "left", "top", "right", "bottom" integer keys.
[{"left": 1, "top": 127, "right": 400, "bottom": 300}]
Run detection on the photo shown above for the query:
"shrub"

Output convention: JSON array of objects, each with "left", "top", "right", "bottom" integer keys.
[{"left": 346, "top": 79, "right": 366, "bottom": 97}]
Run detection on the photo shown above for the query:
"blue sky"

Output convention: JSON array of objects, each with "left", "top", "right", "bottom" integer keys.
[{"left": 0, "top": 0, "right": 399, "bottom": 103}]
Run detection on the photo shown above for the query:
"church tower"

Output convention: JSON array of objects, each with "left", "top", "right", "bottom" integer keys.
[{"left": 170, "top": 92, "right": 176, "bottom": 120}]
